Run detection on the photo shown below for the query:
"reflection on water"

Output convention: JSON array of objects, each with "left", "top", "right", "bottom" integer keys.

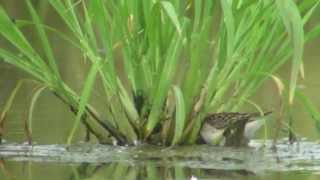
[
  {"left": 69, "top": 163, "right": 257, "bottom": 180},
  {"left": 1, "top": 161, "right": 319, "bottom": 180},
  {"left": 1, "top": 140, "right": 320, "bottom": 179},
  {"left": 0, "top": 161, "right": 258, "bottom": 180}
]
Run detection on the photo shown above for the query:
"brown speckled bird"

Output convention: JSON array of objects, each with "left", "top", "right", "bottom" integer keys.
[{"left": 200, "top": 112, "right": 271, "bottom": 146}]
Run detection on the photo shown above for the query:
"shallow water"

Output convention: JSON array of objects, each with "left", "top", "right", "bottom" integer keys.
[{"left": 0, "top": 139, "right": 320, "bottom": 180}]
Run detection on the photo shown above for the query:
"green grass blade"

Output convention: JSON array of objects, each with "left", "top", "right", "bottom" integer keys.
[
  {"left": 117, "top": 78, "right": 139, "bottom": 126},
  {"left": 26, "top": 0, "right": 61, "bottom": 80},
  {"left": 302, "top": 1, "right": 320, "bottom": 25},
  {"left": 15, "top": 19, "right": 83, "bottom": 50},
  {"left": 0, "top": 7, "right": 50, "bottom": 76},
  {"left": 171, "top": 86, "right": 186, "bottom": 145},
  {"left": 49, "top": 0, "right": 83, "bottom": 37},
  {"left": 276, "top": 0, "right": 304, "bottom": 104},
  {"left": 145, "top": 34, "right": 183, "bottom": 136},
  {"left": 160, "top": 1, "right": 182, "bottom": 35},
  {"left": 0, "top": 80, "right": 24, "bottom": 123},
  {"left": 28, "top": 86, "right": 47, "bottom": 138},
  {"left": 306, "top": 24, "right": 320, "bottom": 42},
  {"left": 0, "top": 49, "right": 45, "bottom": 82},
  {"left": 192, "top": 0, "right": 202, "bottom": 31},
  {"left": 82, "top": 1, "right": 98, "bottom": 54},
  {"left": 220, "top": 0, "right": 235, "bottom": 58},
  {"left": 67, "top": 60, "right": 101, "bottom": 145}
]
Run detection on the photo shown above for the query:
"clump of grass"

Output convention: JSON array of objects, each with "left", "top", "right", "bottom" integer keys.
[{"left": 0, "top": 0, "right": 320, "bottom": 145}]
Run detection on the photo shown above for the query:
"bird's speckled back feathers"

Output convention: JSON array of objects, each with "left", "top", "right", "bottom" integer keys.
[{"left": 204, "top": 112, "right": 270, "bottom": 129}]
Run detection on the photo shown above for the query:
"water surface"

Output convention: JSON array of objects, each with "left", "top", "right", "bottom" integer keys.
[{"left": 1, "top": 140, "right": 320, "bottom": 180}]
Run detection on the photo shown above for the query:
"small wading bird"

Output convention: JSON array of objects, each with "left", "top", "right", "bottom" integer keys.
[{"left": 200, "top": 112, "right": 271, "bottom": 146}]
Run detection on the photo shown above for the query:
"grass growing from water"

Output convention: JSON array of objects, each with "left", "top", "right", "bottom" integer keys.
[{"left": 0, "top": 0, "right": 320, "bottom": 145}]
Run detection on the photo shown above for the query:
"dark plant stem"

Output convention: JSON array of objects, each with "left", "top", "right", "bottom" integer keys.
[
  {"left": 23, "top": 110, "right": 32, "bottom": 145},
  {"left": 288, "top": 113, "right": 297, "bottom": 144},
  {"left": 0, "top": 112, "right": 6, "bottom": 144},
  {"left": 52, "top": 91, "right": 126, "bottom": 145},
  {"left": 272, "top": 98, "right": 284, "bottom": 150}
]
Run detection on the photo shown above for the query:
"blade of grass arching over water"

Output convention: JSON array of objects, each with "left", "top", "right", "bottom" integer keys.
[
  {"left": 26, "top": 0, "right": 61, "bottom": 80},
  {"left": 270, "top": 74, "right": 285, "bottom": 96},
  {"left": 276, "top": 0, "right": 304, "bottom": 105},
  {"left": 67, "top": 60, "right": 100, "bottom": 145},
  {"left": 0, "top": 80, "right": 28, "bottom": 141},
  {"left": 0, "top": 80, "right": 24, "bottom": 125},
  {"left": 27, "top": 86, "right": 47, "bottom": 139},
  {"left": 171, "top": 86, "right": 186, "bottom": 146}
]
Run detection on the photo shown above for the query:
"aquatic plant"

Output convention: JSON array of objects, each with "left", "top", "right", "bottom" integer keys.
[{"left": 0, "top": 0, "right": 319, "bottom": 145}]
